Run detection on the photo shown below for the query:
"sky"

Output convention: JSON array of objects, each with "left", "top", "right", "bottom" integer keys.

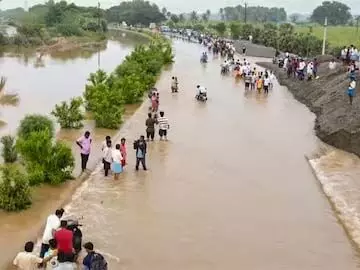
[{"left": 1, "top": 0, "right": 359, "bottom": 15}]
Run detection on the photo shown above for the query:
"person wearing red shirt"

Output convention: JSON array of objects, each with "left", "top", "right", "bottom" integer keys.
[{"left": 54, "top": 220, "right": 74, "bottom": 262}]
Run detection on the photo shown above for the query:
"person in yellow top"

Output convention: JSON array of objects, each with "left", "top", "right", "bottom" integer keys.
[{"left": 256, "top": 75, "right": 263, "bottom": 92}]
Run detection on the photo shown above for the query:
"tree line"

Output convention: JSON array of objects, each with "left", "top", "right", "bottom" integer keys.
[{"left": 0, "top": 0, "right": 108, "bottom": 47}]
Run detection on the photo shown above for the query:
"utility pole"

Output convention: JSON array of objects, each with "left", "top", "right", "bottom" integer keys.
[
  {"left": 97, "top": 0, "right": 101, "bottom": 70},
  {"left": 24, "top": 0, "right": 28, "bottom": 12},
  {"left": 322, "top": 16, "right": 327, "bottom": 55},
  {"left": 244, "top": 2, "right": 247, "bottom": 24}
]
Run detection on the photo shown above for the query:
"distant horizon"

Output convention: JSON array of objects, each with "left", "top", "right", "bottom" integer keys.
[{"left": 0, "top": 0, "right": 359, "bottom": 16}]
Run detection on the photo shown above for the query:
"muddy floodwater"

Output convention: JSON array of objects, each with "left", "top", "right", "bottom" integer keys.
[{"left": 2, "top": 36, "right": 360, "bottom": 269}]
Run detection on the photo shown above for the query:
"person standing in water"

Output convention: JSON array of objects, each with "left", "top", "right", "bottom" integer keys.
[
  {"left": 102, "top": 140, "right": 112, "bottom": 177},
  {"left": 157, "top": 111, "right": 170, "bottom": 141},
  {"left": 134, "top": 135, "right": 147, "bottom": 171},
  {"left": 101, "top": 136, "right": 111, "bottom": 151},
  {"left": 347, "top": 78, "right": 356, "bottom": 105},
  {"left": 145, "top": 113, "right": 157, "bottom": 141},
  {"left": 263, "top": 73, "right": 271, "bottom": 94},
  {"left": 120, "top": 138, "right": 127, "bottom": 168},
  {"left": 112, "top": 144, "right": 123, "bottom": 180},
  {"left": 76, "top": 131, "right": 92, "bottom": 172}
]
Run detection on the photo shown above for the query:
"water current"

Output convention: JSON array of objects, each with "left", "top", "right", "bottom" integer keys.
[
  {"left": 1, "top": 35, "right": 360, "bottom": 269},
  {"left": 44, "top": 39, "right": 360, "bottom": 269}
]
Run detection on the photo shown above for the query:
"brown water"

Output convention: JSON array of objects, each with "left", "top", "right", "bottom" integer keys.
[{"left": 35, "top": 39, "right": 360, "bottom": 269}]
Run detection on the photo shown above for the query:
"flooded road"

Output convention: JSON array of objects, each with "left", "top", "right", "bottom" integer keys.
[{"left": 54, "top": 39, "right": 360, "bottom": 269}]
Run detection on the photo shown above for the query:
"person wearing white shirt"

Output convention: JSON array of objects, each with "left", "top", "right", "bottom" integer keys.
[
  {"left": 102, "top": 140, "right": 112, "bottom": 177},
  {"left": 112, "top": 144, "right": 123, "bottom": 180},
  {"left": 40, "top": 209, "right": 64, "bottom": 260},
  {"left": 101, "top": 136, "right": 111, "bottom": 151},
  {"left": 269, "top": 71, "right": 276, "bottom": 89},
  {"left": 348, "top": 79, "right": 356, "bottom": 105},
  {"left": 329, "top": 59, "right": 337, "bottom": 70},
  {"left": 263, "top": 74, "right": 271, "bottom": 94}
]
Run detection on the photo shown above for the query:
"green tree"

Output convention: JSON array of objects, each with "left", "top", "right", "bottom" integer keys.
[
  {"left": 230, "top": 22, "right": 241, "bottom": 39},
  {"left": 51, "top": 97, "right": 84, "bottom": 129},
  {"left": 1, "top": 136, "right": 18, "bottom": 163},
  {"left": 219, "top": 8, "right": 225, "bottom": 21},
  {"left": 190, "top": 11, "right": 198, "bottom": 22},
  {"left": 0, "top": 165, "right": 32, "bottom": 211},
  {"left": 170, "top": 14, "right": 179, "bottom": 23},
  {"left": 310, "top": 1, "right": 351, "bottom": 25},
  {"left": 17, "top": 114, "right": 54, "bottom": 139},
  {"left": 201, "top": 13, "right": 209, "bottom": 22},
  {"left": 289, "top": 13, "right": 299, "bottom": 23},
  {"left": 106, "top": 0, "right": 166, "bottom": 26},
  {"left": 213, "top": 22, "right": 226, "bottom": 36},
  {"left": 178, "top": 14, "right": 185, "bottom": 22},
  {"left": 16, "top": 129, "right": 74, "bottom": 185}
]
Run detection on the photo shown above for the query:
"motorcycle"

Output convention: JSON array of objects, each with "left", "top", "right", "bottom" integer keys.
[
  {"left": 66, "top": 219, "right": 83, "bottom": 260},
  {"left": 195, "top": 92, "right": 207, "bottom": 102},
  {"left": 200, "top": 55, "right": 208, "bottom": 63},
  {"left": 221, "top": 66, "right": 229, "bottom": 75}
]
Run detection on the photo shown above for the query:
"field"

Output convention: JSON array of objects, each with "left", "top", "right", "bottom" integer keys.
[{"left": 295, "top": 25, "right": 360, "bottom": 48}]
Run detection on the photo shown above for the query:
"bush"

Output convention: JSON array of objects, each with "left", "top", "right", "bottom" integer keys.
[
  {"left": 18, "top": 114, "right": 54, "bottom": 139},
  {"left": 0, "top": 165, "right": 31, "bottom": 211},
  {"left": 51, "top": 97, "right": 84, "bottom": 129},
  {"left": 83, "top": 37, "right": 173, "bottom": 129},
  {"left": 1, "top": 135, "right": 17, "bottom": 163},
  {"left": 56, "top": 24, "right": 83, "bottom": 37},
  {"left": 16, "top": 129, "right": 74, "bottom": 185}
]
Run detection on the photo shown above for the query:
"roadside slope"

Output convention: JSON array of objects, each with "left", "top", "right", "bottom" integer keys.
[{"left": 257, "top": 61, "right": 360, "bottom": 157}]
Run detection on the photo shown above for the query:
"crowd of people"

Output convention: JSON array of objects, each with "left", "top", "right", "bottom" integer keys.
[{"left": 13, "top": 209, "right": 107, "bottom": 270}]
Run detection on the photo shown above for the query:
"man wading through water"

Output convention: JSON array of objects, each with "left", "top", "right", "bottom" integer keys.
[
  {"left": 134, "top": 135, "right": 147, "bottom": 171},
  {"left": 145, "top": 113, "right": 157, "bottom": 141},
  {"left": 76, "top": 131, "right": 92, "bottom": 172},
  {"left": 157, "top": 111, "right": 170, "bottom": 141}
]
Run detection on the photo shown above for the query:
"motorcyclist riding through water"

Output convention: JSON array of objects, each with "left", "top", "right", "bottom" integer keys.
[
  {"left": 201, "top": 52, "right": 208, "bottom": 63},
  {"left": 196, "top": 85, "right": 207, "bottom": 101},
  {"left": 221, "top": 60, "right": 229, "bottom": 74}
]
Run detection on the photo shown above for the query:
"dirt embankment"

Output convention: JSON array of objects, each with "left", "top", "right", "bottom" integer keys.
[
  {"left": 234, "top": 40, "right": 275, "bottom": 58},
  {"left": 257, "top": 59, "right": 360, "bottom": 157},
  {"left": 37, "top": 37, "right": 106, "bottom": 53}
]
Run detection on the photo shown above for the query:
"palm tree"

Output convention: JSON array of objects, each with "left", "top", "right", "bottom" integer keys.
[
  {"left": 202, "top": 13, "right": 208, "bottom": 22},
  {"left": 0, "top": 76, "right": 19, "bottom": 126},
  {"left": 219, "top": 8, "right": 224, "bottom": 21},
  {"left": 0, "top": 77, "right": 19, "bottom": 106},
  {"left": 206, "top": 9, "right": 211, "bottom": 18},
  {"left": 179, "top": 13, "right": 185, "bottom": 22},
  {"left": 190, "top": 11, "right": 198, "bottom": 22}
]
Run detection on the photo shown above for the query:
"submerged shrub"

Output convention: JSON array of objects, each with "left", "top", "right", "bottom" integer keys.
[
  {"left": 1, "top": 135, "right": 18, "bottom": 163},
  {"left": 18, "top": 114, "right": 54, "bottom": 139},
  {"left": 83, "top": 37, "right": 173, "bottom": 129},
  {"left": 51, "top": 97, "right": 84, "bottom": 129},
  {"left": 16, "top": 129, "right": 74, "bottom": 186},
  {"left": 0, "top": 165, "right": 31, "bottom": 211}
]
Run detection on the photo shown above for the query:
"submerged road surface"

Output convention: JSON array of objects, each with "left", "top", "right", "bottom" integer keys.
[{"left": 64, "top": 39, "right": 360, "bottom": 269}]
